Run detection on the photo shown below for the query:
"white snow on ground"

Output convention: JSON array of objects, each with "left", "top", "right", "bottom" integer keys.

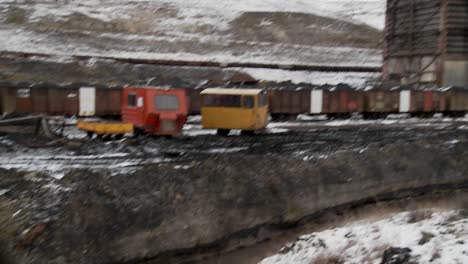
[
  {"left": 0, "top": 134, "right": 171, "bottom": 178},
  {"left": 260, "top": 210, "right": 468, "bottom": 264},
  {"left": 182, "top": 124, "right": 216, "bottom": 136},
  {"left": 236, "top": 68, "right": 381, "bottom": 86},
  {"left": 0, "top": 0, "right": 385, "bottom": 29},
  {"left": 182, "top": 116, "right": 468, "bottom": 137},
  {"left": 0, "top": 155, "right": 170, "bottom": 179},
  {"left": 206, "top": 147, "right": 248, "bottom": 154},
  {"left": 0, "top": 27, "right": 382, "bottom": 68}
]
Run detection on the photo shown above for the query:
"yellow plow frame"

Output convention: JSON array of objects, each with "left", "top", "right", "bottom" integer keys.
[{"left": 77, "top": 121, "right": 134, "bottom": 136}]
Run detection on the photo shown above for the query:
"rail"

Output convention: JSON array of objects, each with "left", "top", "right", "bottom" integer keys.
[{"left": 0, "top": 50, "right": 382, "bottom": 73}]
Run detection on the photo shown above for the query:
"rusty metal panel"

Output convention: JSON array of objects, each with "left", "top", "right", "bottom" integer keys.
[
  {"left": 1, "top": 87, "right": 17, "bottom": 114},
  {"left": 0, "top": 89, "right": 3, "bottom": 114},
  {"left": 292, "top": 89, "right": 310, "bottom": 114},
  {"left": 322, "top": 91, "right": 331, "bottom": 113},
  {"left": 267, "top": 90, "right": 278, "bottom": 113},
  {"left": 411, "top": 91, "right": 443, "bottom": 112},
  {"left": 268, "top": 89, "right": 310, "bottom": 114},
  {"left": 186, "top": 89, "right": 202, "bottom": 115},
  {"left": 31, "top": 88, "right": 49, "bottom": 114},
  {"left": 278, "top": 90, "right": 288, "bottom": 113},
  {"left": 268, "top": 90, "right": 284, "bottom": 114},
  {"left": 432, "top": 92, "right": 444, "bottom": 112},
  {"left": 65, "top": 88, "right": 80, "bottom": 115},
  {"left": 365, "top": 90, "right": 399, "bottom": 113},
  {"left": 300, "top": 89, "right": 311, "bottom": 113},
  {"left": 410, "top": 91, "right": 424, "bottom": 112},
  {"left": 442, "top": 89, "right": 468, "bottom": 111},
  {"left": 16, "top": 88, "right": 32, "bottom": 113},
  {"left": 95, "top": 88, "right": 122, "bottom": 116},
  {"left": 423, "top": 91, "right": 434, "bottom": 111},
  {"left": 323, "top": 90, "right": 364, "bottom": 113},
  {"left": 48, "top": 88, "right": 65, "bottom": 115},
  {"left": 48, "top": 88, "right": 79, "bottom": 116}
]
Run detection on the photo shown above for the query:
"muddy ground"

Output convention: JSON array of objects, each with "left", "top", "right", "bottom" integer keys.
[{"left": 0, "top": 118, "right": 468, "bottom": 263}]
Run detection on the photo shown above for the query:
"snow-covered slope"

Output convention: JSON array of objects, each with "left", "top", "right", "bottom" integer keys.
[
  {"left": 261, "top": 210, "right": 468, "bottom": 264},
  {"left": 0, "top": 0, "right": 384, "bottom": 68},
  {"left": 0, "top": 0, "right": 385, "bottom": 29}
]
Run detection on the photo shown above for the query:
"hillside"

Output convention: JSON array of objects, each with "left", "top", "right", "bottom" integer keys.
[{"left": 0, "top": 0, "right": 384, "bottom": 85}]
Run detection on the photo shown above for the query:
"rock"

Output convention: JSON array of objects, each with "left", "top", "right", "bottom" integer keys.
[
  {"left": 312, "top": 238, "right": 327, "bottom": 249},
  {"left": 279, "top": 242, "right": 295, "bottom": 254},
  {"left": 23, "top": 172, "right": 41, "bottom": 182},
  {"left": 15, "top": 222, "right": 48, "bottom": 250},
  {"left": 430, "top": 251, "right": 441, "bottom": 262},
  {"left": 418, "top": 232, "right": 435, "bottom": 245},
  {"left": 381, "top": 247, "right": 413, "bottom": 264}
]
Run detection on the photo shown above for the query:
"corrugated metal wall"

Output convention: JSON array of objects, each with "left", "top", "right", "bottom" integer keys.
[
  {"left": 385, "top": 0, "right": 441, "bottom": 57},
  {"left": 384, "top": 0, "right": 468, "bottom": 87},
  {"left": 446, "top": 0, "right": 468, "bottom": 57}
]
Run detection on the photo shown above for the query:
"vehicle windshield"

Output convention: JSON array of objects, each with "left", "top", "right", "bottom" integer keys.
[
  {"left": 203, "top": 94, "right": 241, "bottom": 107},
  {"left": 154, "top": 95, "right": 179, "bottom": 110}
]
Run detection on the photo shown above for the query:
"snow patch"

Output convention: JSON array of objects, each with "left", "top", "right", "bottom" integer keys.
[
  {"left": 206, "top": 147, "right": 248, "bottom": 153},
  {"left": 237, "top": 68, "right": 381, "bottom": 86},
  {"left": 261, "top": 210, "right": 468, "bottom": 264}
]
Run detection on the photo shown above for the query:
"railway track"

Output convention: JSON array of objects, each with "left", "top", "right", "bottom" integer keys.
[
  {"left": 1, "top": 117, "right": 467, "bottom": 178},
  {"left": 0, "top": 50, "right": 382, "bottom": 73}
]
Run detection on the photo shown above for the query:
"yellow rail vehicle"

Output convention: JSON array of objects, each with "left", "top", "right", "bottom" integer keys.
[{"left": 201, "top": 88, "right": 269, "bottom": 135}]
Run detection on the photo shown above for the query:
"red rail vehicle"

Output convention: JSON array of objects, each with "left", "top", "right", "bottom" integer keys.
[
  {"left": 121, "top": 86, "right": 188, "bottom": 136},
  {"left": 78, "top": 87, "right": 188, "bottom": 138}
]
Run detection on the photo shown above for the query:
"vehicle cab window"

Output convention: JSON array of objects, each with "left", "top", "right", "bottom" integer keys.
[
  {"left": 243, "top": 96, "right": 255, "bottom": 108},
  {"left": 258, "top": 93, "right": 268, "bottom": 107},
  {"left": 155, "top": 95, "right": 179, "bottom": 110},
  {"left": 203, "top": 95, "right": 241, "bottom": 107},
  {"left": 127, "top": 94, "right": 137, "bottom": 107}
]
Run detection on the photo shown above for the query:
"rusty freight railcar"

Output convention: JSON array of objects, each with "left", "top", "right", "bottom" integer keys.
[
  {"left": 30, "top": 84, "right": 52, "bottom": 114},
  {"left": 363, "top": 89, "right": 400, "bottom": 118},
  {"left": 15, "top": 87, "right": 33, "bottom": 113},
  {"left": 48, "top": 87, "right": 80, "bottom": 116},
  {"left": 440, "top": 86, "right": 468, "bottom": 116},
  {"left": 408, "top": 89, "right": 444, "bottom": 115},
  {"left": 77, "top": 85, "right": 122, "bottom": 117},
  {"left": 0, "top": 86, "right": 17, "bottom": 114},
  {"left": 310, "top": 87, "right": 365, "bottom": 117},
  {"left": 269, "top": 88, "right": 311, "bottom": 120},
  {"left": 95, "top": 87, "right": 122, "bottom": 116}
]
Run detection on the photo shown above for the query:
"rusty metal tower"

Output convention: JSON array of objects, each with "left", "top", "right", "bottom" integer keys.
[{"left": 384, "top": 0, "right": 468, "bottom": 88}]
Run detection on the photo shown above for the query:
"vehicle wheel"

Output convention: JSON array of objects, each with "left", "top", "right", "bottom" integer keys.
[
  {"left": 217, "top": 129, "right": 230, "bottom": 136},
  {"left": 114, "top": 134, "right": 124, "bottom": 140},
  {"left": 87, "top": 131, "right": 94, "bottom": 139},
  {"left": 270, "top": 114, "right": 281, "bottom": 121},
  {"left": 102, "top": 135, "right": 113, "bottom": 141},
  {"left": 241, "top": 130, "right": 255, "bottom": 136},
  {"left": 133, "top": 128, "right": 144, "bottom": 137}
]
